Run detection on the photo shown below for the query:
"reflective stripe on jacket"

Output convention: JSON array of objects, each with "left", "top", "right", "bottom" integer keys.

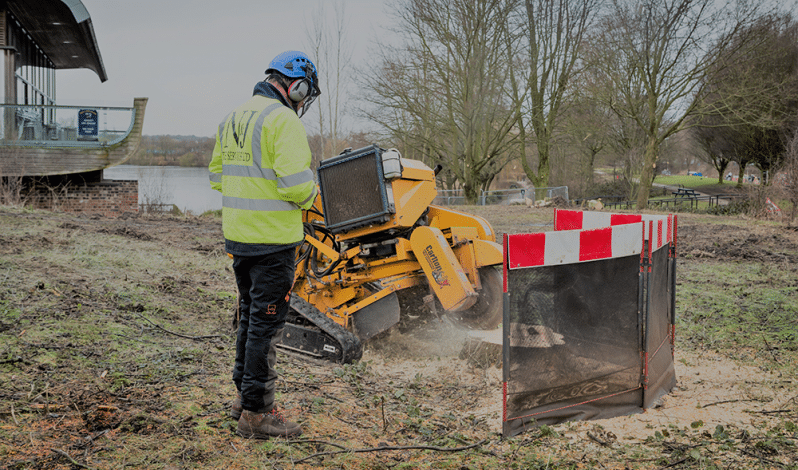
[{"left": 208, "top": 95, "right": 317, "bottom": 245}]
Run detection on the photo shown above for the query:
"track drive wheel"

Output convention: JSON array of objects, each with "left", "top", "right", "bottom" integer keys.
[{"left": 450, "top": 266, "right": 503, "bottom": 330}]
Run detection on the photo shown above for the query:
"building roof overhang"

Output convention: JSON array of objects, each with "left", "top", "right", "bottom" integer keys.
[{"left": 7, "top": 0, "right": 107, "bottom": 82}]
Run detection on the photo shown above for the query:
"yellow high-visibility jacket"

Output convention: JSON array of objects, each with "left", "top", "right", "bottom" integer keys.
[{"left": 208, "top": 95, "right": 317, "bottom": 245}]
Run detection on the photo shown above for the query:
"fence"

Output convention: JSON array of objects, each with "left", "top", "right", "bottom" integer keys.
[
  {"left": 0, "top": 104, "right": 136, "bottom": 147},
  {"left": 502, "top": 209, "right": 677, "bottom": 436},
  {"left": 433, "top": 186, "right": 569, "bottom": 206},
  {"left": 602, "top": 194, "right": 746, "bottom": 210}
]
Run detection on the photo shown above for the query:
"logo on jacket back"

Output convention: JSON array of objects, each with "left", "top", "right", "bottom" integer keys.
[{"left": 222, "top": 111, "right": 257, "bottom": 163}]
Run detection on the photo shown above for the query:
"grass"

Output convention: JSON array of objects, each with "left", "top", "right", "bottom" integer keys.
[
  {"left": 653, "top": 175, "right": 741, "bottom": 189},
  {"left": 678, "top": 259, "right": 798, "bottom": 373}
]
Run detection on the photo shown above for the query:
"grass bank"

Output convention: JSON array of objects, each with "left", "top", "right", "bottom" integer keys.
[{"left": 0, "top": 206, "right": 796, "bottom": 469}]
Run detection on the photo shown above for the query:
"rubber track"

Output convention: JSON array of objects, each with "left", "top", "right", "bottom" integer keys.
[{"left": 282, "top": 294, "right": 362, "bottom": 364}]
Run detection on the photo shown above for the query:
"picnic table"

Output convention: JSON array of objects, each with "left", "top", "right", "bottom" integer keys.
[{"left": 672, "top": 188, "right": 699, "bottom": 198}]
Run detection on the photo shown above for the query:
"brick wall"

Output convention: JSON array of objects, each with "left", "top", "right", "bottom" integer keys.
[{"left": 28, "top": 179, "right": 139, "bottom": 217}]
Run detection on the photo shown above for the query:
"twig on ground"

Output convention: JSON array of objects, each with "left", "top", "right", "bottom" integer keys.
[
  {"left": 763, "top": 336, "right": 782, "bottom": 365},
  {"left": 131, "top": 311, "right": 221, "bottom": 340},
  {"left": 701, "top": 399, "right": 756, "bottom": 408},
  {"left": 11, "top": 404, "right": 18, "bottom": 425},
  {"left": 657, "top": 457, "right": 688, "bottom": 469},
  {"left": 381, "top": 395, "right": 387, "bottom": 433},
  {"left": 51, "top": 448, "right": 96, "bottom": 470},
  {"left": 587, "top": 432, "right": 612, "bottom": 447},
  {"left": 288, "top": 439, "right": 349, "bottom": 450},
  {"left": 322, "top": 392, "right": 345, "bottom": 403},
  {"left": 740, "top": 448, "right": 787, "bottom": 468},
  {"left": 291, "top": 438, "right": 489, "bottom": 464},
  {"left": 752, "top": 409, "right": 793, "bottom": 415}
]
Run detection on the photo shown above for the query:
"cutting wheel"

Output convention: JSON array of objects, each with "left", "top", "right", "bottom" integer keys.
[{"left": 450, "top": 266, "right": 503, "bottom": 330}]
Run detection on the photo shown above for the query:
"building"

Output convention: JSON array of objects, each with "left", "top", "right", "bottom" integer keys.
[{"left": 0, "top": 0, "right": 147, "bottom": 216}]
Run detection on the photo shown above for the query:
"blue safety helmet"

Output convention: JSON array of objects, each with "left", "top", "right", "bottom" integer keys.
[{"left": 265, "top": 51, "right": 320, "bottom": 117}]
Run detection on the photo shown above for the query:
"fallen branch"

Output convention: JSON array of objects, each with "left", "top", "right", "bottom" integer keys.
[
  {"left": 51, "top": 448, "right": 96, "bottom": 470},
  {"left": 131, "top": 311, "right": 221, "bottom": 341},
  {"left": 291, "top": 438, "right": 489, "bottom": 464}
]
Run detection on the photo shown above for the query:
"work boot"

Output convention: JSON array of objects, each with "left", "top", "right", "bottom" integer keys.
[
  {"left": 236, "top": 407, "right": 303, "bottom": 439},
  {"left": 230, "top": 391, "right": 272, "bottom": 420},
  {"left": 230, "top": 391, "right": 243, "bottom": 420}
]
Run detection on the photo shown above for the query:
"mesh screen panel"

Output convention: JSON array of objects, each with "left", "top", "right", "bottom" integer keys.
[
  {"left": 503, "top": 256, "right": 643, "bottom": 435},
  {"left": 644, "top": 245, "right": 676, "bottom": 407}
]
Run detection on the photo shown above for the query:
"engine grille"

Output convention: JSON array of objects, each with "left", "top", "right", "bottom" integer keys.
[{"left": 317, "top": 145, "right": 392, "bottom": 233}]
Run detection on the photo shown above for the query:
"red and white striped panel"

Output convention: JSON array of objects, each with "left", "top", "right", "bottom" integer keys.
[
  {"left": 554, "top": 209, "right": 675, "bottom": 250},
  {"left": 506, "top": 223, "right": 644, "bottom": 269}
]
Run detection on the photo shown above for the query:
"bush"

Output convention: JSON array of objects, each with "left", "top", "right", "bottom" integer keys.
[{"left": 705, "top": 198, "right": 752, "bottom": 216}]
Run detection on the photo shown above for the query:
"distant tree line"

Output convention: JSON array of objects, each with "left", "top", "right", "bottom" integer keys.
[
  {"left": 128, "top": 135, "right": 215, "bottom": 167},
  {"left": 127, "top": 132, "right": 382, "bottom": 170}
]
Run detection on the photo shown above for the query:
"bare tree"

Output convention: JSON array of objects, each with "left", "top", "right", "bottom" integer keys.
[
  {"left": 588, "top": 0, "right": 766, "bottom": 208},
  {"left": 694, "top": 13, "right": 798, "bottom": 187},
  {"left": 361, "top": 0, "right": 519, "bottom": 203},
  {"left": 691, "top": 116, "right": 736, "bottom": 184},
  {"left": 305, "top": 0, "right": 353, "bottom": 162},
  {"left": 503, "top": 0, "right": 598, "bottom": 191},
  {"left": 557, "top": 77, "right": 616, "bottom": 197}
]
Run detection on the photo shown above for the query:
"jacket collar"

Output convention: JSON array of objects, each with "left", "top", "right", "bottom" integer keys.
[{"left": 253, "top": 81, "right": 294, "bottom": 111}]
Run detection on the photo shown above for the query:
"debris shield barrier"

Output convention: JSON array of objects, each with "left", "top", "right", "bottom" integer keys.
[{"left": 502, "top": 210, "right": 677, "bottom": 437}]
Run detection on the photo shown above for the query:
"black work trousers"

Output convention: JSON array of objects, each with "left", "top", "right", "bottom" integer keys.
[{"left": 231, "top": 248, "right": 295, "bottom": 412}]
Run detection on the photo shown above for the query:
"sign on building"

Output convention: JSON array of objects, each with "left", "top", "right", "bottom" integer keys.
[{"left": 78, "top": 109, "right": 98, "bottom": 141}]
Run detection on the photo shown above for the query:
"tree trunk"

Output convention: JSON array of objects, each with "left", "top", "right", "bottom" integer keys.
[
  {"left": 636, "top": 137, "right": 659, "bottom": 209},
  {"left": 736, "top": 164, "right": 746, "bottom": 188}
]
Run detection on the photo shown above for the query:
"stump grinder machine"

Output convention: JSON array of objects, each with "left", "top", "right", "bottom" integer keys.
[{"left": 277, "top": 144, "right": 503, "bottom": 363}]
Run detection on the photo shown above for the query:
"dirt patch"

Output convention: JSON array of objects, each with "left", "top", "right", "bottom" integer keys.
[{"left": 680, "top": 222, "right": 798, "bottom": 263}]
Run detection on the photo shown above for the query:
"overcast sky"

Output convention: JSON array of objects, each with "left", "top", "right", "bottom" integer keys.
[{"left": 56, "top": 0, "right": 390, "bottom": 137}]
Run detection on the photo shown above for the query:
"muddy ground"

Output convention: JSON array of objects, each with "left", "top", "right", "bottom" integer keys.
[{"left": 0, "top": 203, "right": 796, "bottom": 469}]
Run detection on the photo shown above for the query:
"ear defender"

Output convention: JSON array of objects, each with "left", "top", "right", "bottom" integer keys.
[{"left": 287, "top": 79, "right": 310, "bottom": 102}]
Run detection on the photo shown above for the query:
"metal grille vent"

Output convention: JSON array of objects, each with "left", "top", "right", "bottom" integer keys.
[{"left": 317, "top": 145, "right": 391, "bottom": 233}]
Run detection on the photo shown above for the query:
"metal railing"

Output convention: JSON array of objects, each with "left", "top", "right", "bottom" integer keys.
[
  {"left": 0, "top": 104, "right": 136, "bottom": 148},
  {"left": 433, "top": 186, "right": 569, "bottom": 206},
  {"left": 602, "top": 194, "right": 746, "bottom": 210}
]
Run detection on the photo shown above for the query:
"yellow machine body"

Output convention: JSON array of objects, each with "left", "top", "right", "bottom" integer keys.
[{"left": 293, "top": 147, "right": 504, "bottom": 341}]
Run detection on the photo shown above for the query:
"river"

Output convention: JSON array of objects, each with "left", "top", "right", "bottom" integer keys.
[{"left": 104, "top": 165, "right": 221, "bottom": 215}]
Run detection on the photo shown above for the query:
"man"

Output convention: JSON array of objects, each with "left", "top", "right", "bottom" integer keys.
[{"left": 208, "top": 50, "right": 320, "bottom": 439}]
